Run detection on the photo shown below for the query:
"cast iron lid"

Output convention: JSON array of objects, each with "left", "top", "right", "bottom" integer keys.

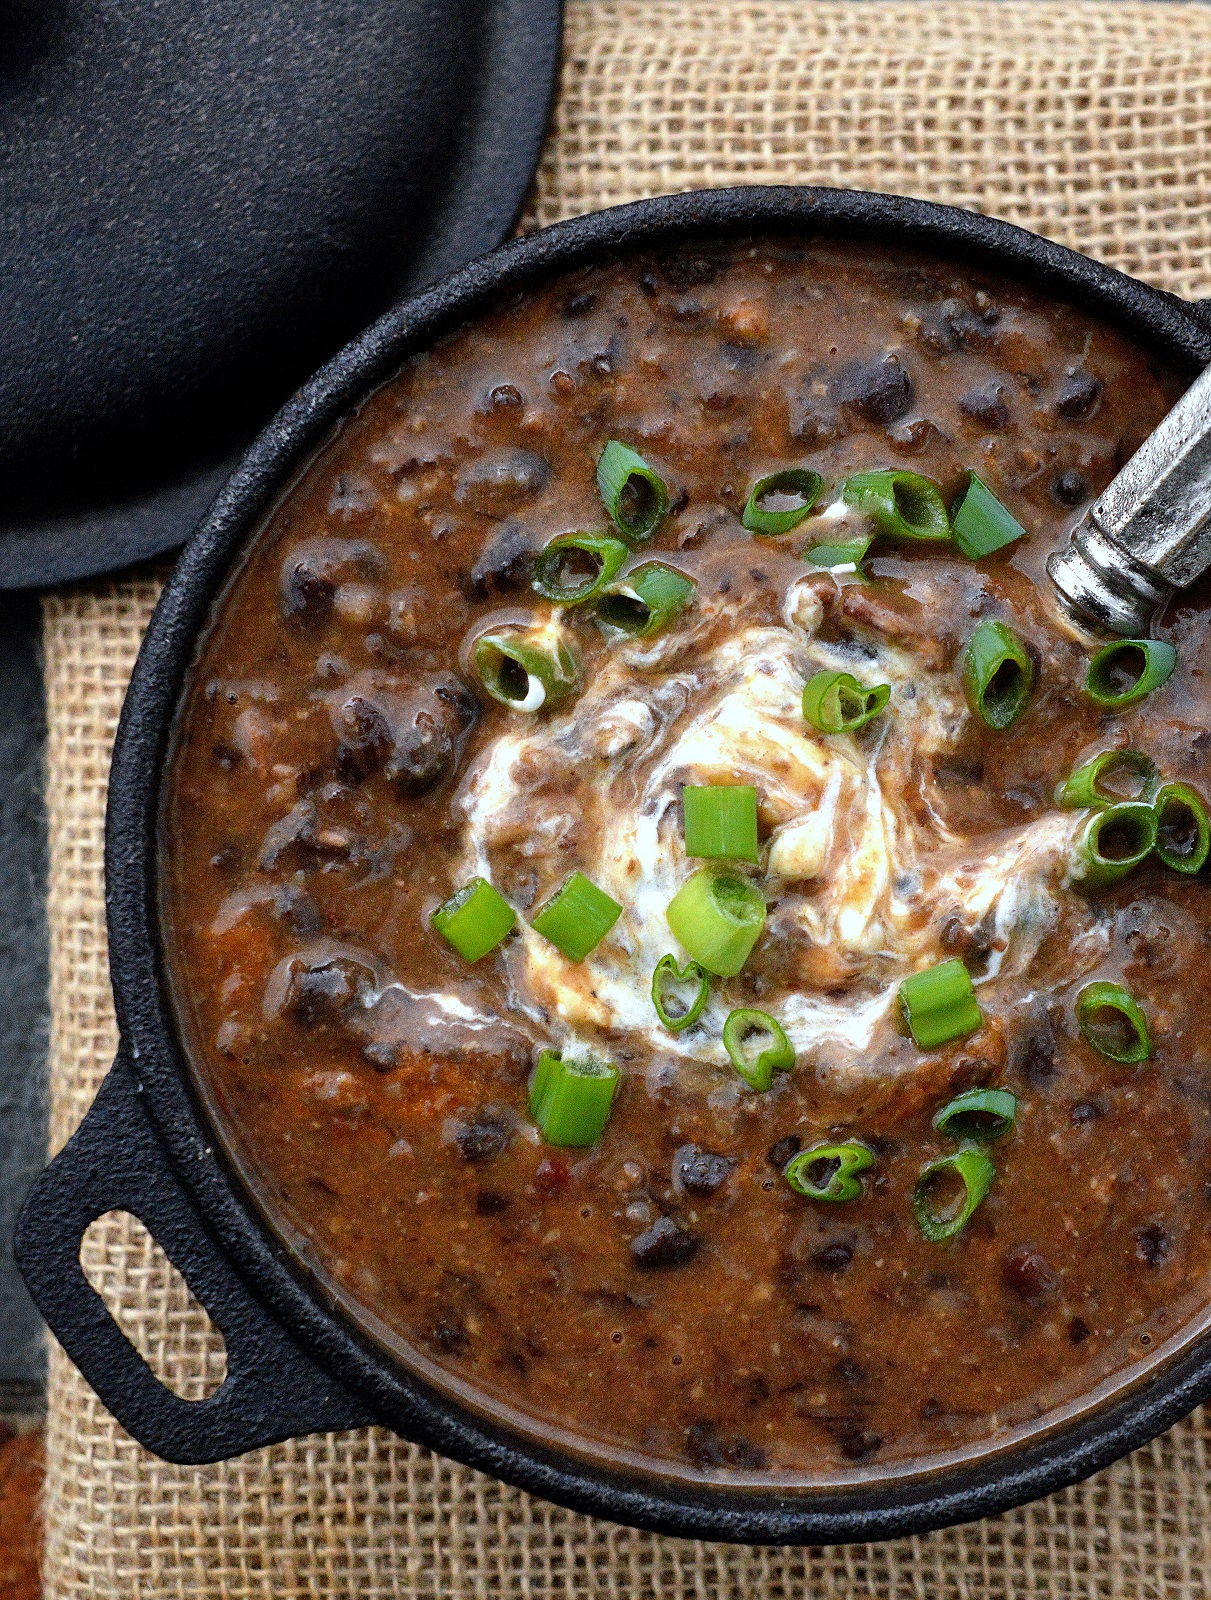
[{"left": 0, "top": 0, "right": 561, "bottom": 588}]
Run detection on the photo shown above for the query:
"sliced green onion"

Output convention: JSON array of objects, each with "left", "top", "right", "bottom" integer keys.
[
  {"left": 532, "top": 533, "right": 629, "bottom": 604},
  {"left": 961, "top": 619, "right": 1034, "bottom": 730},
  {"left": 1075, "top": 980, "right": 1151, "bottom": 1064},
  {"left": 1071, "top": 801, "right": 1157, "bottom": 890},
  {"left": 651, "top": 954, "right": 710, "bottom": 1033},
  {"left": 1153, "top": 781, "right": 1210, "bottom": 874},
  {"left": 666, "top": 869, "right": 766, "bottom": 977},
  {"left": 741, "top": 469, "right": 823, "bottom": 535},
  {"left": 899, "top": 959, "right": 983, "bottom": 1049},
  {"left": 683, "top": 784, "right": 759, "bottom": 863},
  {"left": 932, "top": 1087, "right": 1017, "bottom": 1144},
  {"left": 596, "top": 562, "right": 696, "bottom": 639},
  {"left": 472, "top": 629, "right": 579, "bottom": 712},
  {"left": 913, "top": 1149, "right": 995, "bottom": 1242},
  {"left": 722, "top": 1008, "right": 795, "bottom": 1091},
  {"left": 531, "top": 870, "right": 622, "bottom": 962},
  {"left": 784, "top": 1141, "right": 875, "bottom": 1203},
  {"left": 596, "top": 441, "right": 669, "bottom": 542},
  {"left": 802, "top": 669, "right": 890, "bottom": 734},
  {"left": 807, "top": 534, "right": 873, "bottom": 569},
  {"left": 431, "top": 877, "right": 516, "bottom": 963},
  {"left": 1085, "top": 639, "right": 1176, "bottom": 708},
  {"left": 529, "top": 1049, "right": 619, "bottom": 1146},
  {"left": 1055, "top": 749, "right": 1157, "bottom": 810},
  {"left": 842, "top": 470, "right": 950, "bottom": 543},
  {"left": 950, "top": 473, "right": 1026, "bottom": 560}
]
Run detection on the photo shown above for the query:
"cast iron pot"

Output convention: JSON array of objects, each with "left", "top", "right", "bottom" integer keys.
[{"left": 17, "top": 186, "right": 1211, "bottom": 1544}]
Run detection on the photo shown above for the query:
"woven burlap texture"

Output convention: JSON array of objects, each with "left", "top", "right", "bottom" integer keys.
[{"left": 40, "top": 2, "right": 1211, "bottom": 1594}]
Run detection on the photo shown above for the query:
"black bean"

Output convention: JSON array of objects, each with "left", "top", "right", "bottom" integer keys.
[
  {"left": 1002, "top": 1243, "right": 1059, "bottom": 1303},
  {"left": 328, "top": 472, "right": 379, "bottom": 520},
  {"left": 837, "top": 1426, "right": 883, "bottom": 1462},
  {"left": 1056, "top": 369, "right": 1103, "bottom": 421},
  {"left": 455, "top": 1118, "right": 511, "bottom": 1163},
  {"left": 455, "top": 449, "right": 551, "bottom": 513},
  {"left": 1016, "top": 1022, "right": 1058, "bottom": 1087},
  {"left": 959, "top": 383, "right": 1009, "bottom": 430},
  {"left": 211, "top": 740, "right": 242, "bottom": 770},
  {"left": 1053, "top": 468, "right": 1089, "bottom": 507},
  {"left": 767, "top": 1134, "right": 801, "bottom": 1171},
  {"left": 384, "top": 706, "right": 455, "bottom": 794},
  {"left": 1070, "top": 1100, "right": 1102, "bottom": 1126},
  {"left": 684, "top": 1420, "right": 725, "bottom": 1468},
  {"left": 272, "top": 883, "right": 325, "bottom": 936},
  {"left": 1069, "top": 1317, "right": 1092, "bottom": 1344},
  {"left": 432, "top": 1320, "right": 469, "bottom": 1354},
  {"left": 258, "top": 800, "right": 318, "bottom": 870},
  {"left": 1135, "top": 1224, "right": 1171, "bottom": 1268},
  {"left": 564, "top": 291, "right": 597, "bottom": 317},
  {"left": 810, "top": 1241, "right": 854, "bottom": 1275},
  {"left": 660, "top": 255, "right": 718, "bottom": 291},
  {"left": 674, "top": 1144, "right": 735, "bottom": 1197},
  {"left": 630, "top": 1216, "right": 700, "bottom": 1269},
  {"left": 466, "top": 522, "right": 538, "bottom": 598},
  {"left": 476, "top": 1190, "right": 511, "bottom": 1216},
  {"left": 489, "top": 383, "right": 524, "bottom": 409},
  {"left": 281, "top": 554, "right": 336, "bottom": 627},
  {"left": 723, "top": 1435, "right": 767, "bottom": 1470},
  {"left": 285, "top": 958, "right": 374, "bottom": 1027},
  {"left": 834, "top": 353, "right": 914, "bottom": 423}
]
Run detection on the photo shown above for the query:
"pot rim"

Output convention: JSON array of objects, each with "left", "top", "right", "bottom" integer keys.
[{"left": 105, "top": 184, "right": 1211, "bottom": 1543}]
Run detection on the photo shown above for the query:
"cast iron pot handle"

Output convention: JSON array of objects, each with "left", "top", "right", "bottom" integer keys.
[{"left": 15, "top": 1047, "right": 375, "bottom": 1463}]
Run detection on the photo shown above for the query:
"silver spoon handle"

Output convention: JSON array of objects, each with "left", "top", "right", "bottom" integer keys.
[{"left": 1047, "top": 361, "right": 1211, "bottom": 634}]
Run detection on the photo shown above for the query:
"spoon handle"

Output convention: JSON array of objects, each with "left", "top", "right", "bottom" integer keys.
[{"left": 1047, "top": 362, "right": 1211, "bottom": 634}]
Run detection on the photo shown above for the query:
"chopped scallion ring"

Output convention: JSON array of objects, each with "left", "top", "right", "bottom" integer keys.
[
  {"left": 1055, "top": 749, "right": 1157, "bottom": 810},
  {"left": 532, "top": 533, "right": 629, "bottom": 605},
  {"left": 950, "top": 473, "right": 1026, "bottom": 560},
  {"left": 1153, "top": 781, "right": 1210, "bottom": 874},
  {"left": 802, "top": 669, "right": 891, "bottom": 733},
  {"left": 472, "top": 629, "right": 579, "bottom": 713},
  {"left": 666, "top": 868, "right": 766, "bottom": 977},
  {"left": 722, "top": 1008, "right": 795, "bottom": 1091},
  {"left": 899, "top": 959, "right": 983, "bottom": 1049},
  {"left": 431, "top": 878, "right": 516, "bottom": 963},
  {"left": 807, "top": 534, "right": 873, "bottom": 570},
  {"left": 651, "top": 954, "right": 710, "bottom": 1033},
  {"left": 529, "top": 1049, "right": 619, "bottom": 1146},
  {"left": 1075, "top": 981, "right": 1151, "bottom": 1064},
  {"left": 913, "top": 1149, "right": 994, "bottom": 1242},
  {"left": 784, "top": 1141, "right": 875, "bottom": 1203},
  {"left": 596, "top": 561, "right": 696, "bottom": 638},
  {"left": 682, "top": 784, "right": 759, "bottom": 863},
  {"left": 596, "top": 441, "right": 669, "bottom": 542},
  {"left": 1071, "top": 801, "right": 1157, "bottom": 890},
  {"left": 1085, "top": 639, "right": 1176, "bottom": 708},
  {"left": 932, "top": 1087, "right": 1017, "bottom": 1144},
  {"left": 961, "top": 619, "right": 1034, "bottom": 730},
  {"left": 842, "top": 470, "right": 950, "bottom": 543},
  {"left": 531, "top": 870, "right": 622, "bottom": 962},
  {"left": 741, "top": 468, "right": 823, "bottom": 535},
  {"left": 1075, "top": 972, "right": 1145, "bottom": 1062}
]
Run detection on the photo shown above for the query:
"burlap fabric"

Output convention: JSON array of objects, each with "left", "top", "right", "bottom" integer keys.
[{"left": 40, "top": 2, "right": 1211, "bottom": 1592}]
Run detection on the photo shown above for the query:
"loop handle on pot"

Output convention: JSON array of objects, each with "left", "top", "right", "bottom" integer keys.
[{"left": 14, "top": 1047, "right": 374, "bottom": 1463}]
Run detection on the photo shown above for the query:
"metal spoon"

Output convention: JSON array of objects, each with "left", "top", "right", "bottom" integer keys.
[{"left": 1047, "top": 362, "right": 1211, "bottom": 635}]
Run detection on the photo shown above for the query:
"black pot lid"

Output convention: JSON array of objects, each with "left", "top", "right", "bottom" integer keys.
[{"left": 0, "top": 0, "right": 562, "bottom": 588}]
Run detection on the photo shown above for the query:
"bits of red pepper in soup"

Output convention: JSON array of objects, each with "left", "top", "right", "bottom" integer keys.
[{"left": 160, "top": 239, "right": 1211, "bottom": 1483}]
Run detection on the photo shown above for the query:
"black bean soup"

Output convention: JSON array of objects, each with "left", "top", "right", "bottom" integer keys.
[{"left": 161, "top": 239, "right": 1211, "bottom": 1484}]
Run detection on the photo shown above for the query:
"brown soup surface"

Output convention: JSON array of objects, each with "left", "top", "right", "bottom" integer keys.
[{"left": 161, "top": 239, "right": 1211, "bottom": 1484}]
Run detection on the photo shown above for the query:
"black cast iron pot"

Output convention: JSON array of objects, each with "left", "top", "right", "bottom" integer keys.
[{"left": 17, "top": 186, "right": 1211, "bottom": 1544}]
